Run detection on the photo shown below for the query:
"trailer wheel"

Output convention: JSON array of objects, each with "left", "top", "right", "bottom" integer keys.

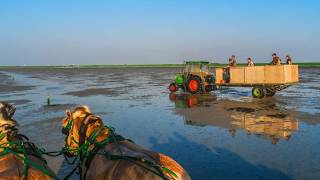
[
  {"left": 252, "top": 87, "right": 265, "bottom": 98},
  {"left": 266, "top": 88, "right": 276, "bottom": 97},
  {"left": 169, "top": 83, "right": 177, "bottom": 92},
  {"left": 187, "top": 76, "right": 201, "bottom": 94}
]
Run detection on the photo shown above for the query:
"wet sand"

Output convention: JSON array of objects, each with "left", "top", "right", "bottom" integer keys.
[
  {"left": 0, "top": 67, "right": 320, "bottom": 179},
  {"left": 64, "top": 87, "right": 122, "bottom": 97},
  {"left": 0, "top": 72, "right": 35, "bottom": 93}
]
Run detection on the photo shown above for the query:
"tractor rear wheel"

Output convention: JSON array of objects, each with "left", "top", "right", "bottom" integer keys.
[
  {"left": 169, "top": 83, "right": 177, "bottom": 92},
  {"left": 252, "top": 87, "right": 265, "bottom": 98},
  {"left": 187, "top": 76, "right": 201, "bottom": 94}
]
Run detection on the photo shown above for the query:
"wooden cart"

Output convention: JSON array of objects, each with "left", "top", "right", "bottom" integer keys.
[{"left": 215, "top": 65, "right": 299, "bottom": 98}]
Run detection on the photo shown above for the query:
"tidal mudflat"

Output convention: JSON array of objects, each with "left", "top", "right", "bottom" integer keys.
[{"left": 0, "top": 67, "right": 319, "bottom": 179}]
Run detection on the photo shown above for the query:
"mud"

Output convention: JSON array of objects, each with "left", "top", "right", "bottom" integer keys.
[
  {"left": 0, "top": 72, "right": 35, "bottom": 94},
  {"left": 63, "top": 88, "right": 121, "bottom": 97}
]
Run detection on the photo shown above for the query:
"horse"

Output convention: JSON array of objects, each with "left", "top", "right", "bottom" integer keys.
[
  {"left": 0, "top": 101, "right": 57, "bottom": 180},
  {"left": 61, "top": 105, "right": 191, "bottom": 180}
]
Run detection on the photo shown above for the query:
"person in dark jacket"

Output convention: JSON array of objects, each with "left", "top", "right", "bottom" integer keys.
[
  {"left": 271, "top": 53, "right": 281, "bottom": 65},
  {"left": 286, "top": 54, "right": 293, "bottom": 65}
]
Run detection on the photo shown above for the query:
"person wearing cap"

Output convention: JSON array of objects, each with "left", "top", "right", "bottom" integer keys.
[
  {"left": 286, "top": 55, "right": 293, "bottom": 65},
  {"left": 271, "top": 53, "right": 281, "bottom": 65},
  {"left": 247, "top": 57, "right": 254, "bottom": 67}
]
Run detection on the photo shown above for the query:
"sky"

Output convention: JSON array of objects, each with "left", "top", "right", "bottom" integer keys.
[{"left": 0, "top": 0, "right": 319, "bottom": 65}]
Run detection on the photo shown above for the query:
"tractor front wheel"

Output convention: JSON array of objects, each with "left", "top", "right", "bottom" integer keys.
[
  {"left": 169, "top": 83, "right": 177, "bottom": 92},
  {"left": 187, "top": 76, "right": 201, "bottom": 94},
  {"left": 252, "top": 87, "right": 265, "bottom": 98}
]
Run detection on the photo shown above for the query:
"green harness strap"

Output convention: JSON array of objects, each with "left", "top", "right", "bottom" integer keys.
[{"left": 0, "top": 137, "right": 58, "bottom": 180}]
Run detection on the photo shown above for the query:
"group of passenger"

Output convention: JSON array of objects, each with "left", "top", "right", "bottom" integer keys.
[
  {"left": 228, "top": 53, "right": 293, "bottom": 67},
  {"left": 271, "top": 53, "right": 293, "bottom": 65}
]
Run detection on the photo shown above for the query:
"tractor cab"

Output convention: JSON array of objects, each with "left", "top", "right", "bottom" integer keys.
[
  {"left": 184, "top": 61, "right": 210, "bottom": 76},
  {"left": 169, "top": 61, "right": 216, "bottom": 94}
]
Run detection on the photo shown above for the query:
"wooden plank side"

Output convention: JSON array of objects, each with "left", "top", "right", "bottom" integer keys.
[
  {"left": 284, "top": 65, "right": 299, "bottom": 83},
  {"left": 264, "top": 65, "right": 285, "bottom": 84},
  {"left": 284, "top": 65, "right": 292, "bottom": 83},
  {"left": 230, "top": 67, "right": 245, "bottom": 84},
  {"left": 245, "top": 66, "right": 265, "bottom": 84},
  {"left": 215, "top": 68, "right": 224, "bottom": 83},
  {"left": 293, "top": 65, "right": 299, "bottom": 82}
]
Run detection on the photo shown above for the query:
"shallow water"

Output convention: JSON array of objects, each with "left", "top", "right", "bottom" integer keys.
[{"left": 0, "top": 67, "right": 319, "bottom": 180}]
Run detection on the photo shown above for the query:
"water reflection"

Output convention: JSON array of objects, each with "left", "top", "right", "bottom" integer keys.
[
  {"left": 169, "top": 93, "right": 217, "bottom": 108},
  {"left": 231, "top": 114, "right": 298, "bottom": 144},
  {"left": 169, "top": 93, "right": 299, "bottom": 144}
]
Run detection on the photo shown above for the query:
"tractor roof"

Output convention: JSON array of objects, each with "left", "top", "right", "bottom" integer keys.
[{"left": 185, "top": 61, "right": 209, "bottom": 65}]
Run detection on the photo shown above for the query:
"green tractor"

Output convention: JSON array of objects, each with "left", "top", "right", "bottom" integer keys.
[{"left": 169, "top": 61, "right": 216, "bottom": 94}]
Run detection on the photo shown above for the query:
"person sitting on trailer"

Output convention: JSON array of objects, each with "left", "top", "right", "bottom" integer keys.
[
  {"left": 224, "top": 55, "right": 237, "bottom": 83},
  {"left": 223, "top": 68, "right": 230, "bottom": 83},
  {"left": 228, "top": 58, "right": 233, "bottom": 66},
  {"left": 286, "top": 54, "right": 293, "bottom": 65},
  {"left": 271, "top": 53, "right": 281, "bottom": 65},
  {"left": 229, "top": 55, "right": 237, "bottom": 67},
  {"left": 247, "top": 57, "right": 254, "bottom": 66}
]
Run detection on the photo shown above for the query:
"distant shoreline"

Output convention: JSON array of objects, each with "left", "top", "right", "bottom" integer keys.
[{"left": 0, "top": 62, "right": 320, "bottom": 69}]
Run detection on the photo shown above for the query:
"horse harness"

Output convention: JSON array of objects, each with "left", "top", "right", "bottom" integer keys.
[{"left": 0, "top": 126, "right": 58, "bottom": 180}]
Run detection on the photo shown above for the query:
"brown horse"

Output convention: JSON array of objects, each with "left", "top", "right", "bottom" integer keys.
[
  {"left": 0, "top": 102, "right": 56, "bottom": 180},
  {"left": 61, "top": 105, "right": 191, "bottom": 180}
]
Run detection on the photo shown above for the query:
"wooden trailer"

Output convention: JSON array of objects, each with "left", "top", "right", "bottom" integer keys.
[{"left": 215, "top": 65, "right": 299, "bottom": 98}]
